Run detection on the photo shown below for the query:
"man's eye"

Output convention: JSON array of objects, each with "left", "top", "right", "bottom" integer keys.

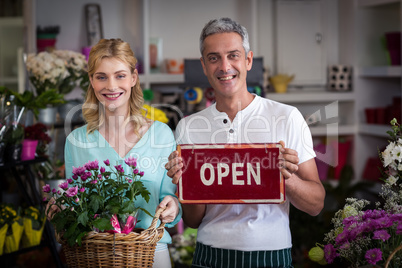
[
  {"left": 230, "top": 54, "right": 239, "bottom": 59},
  {"left": 208, "top": 56, "right": 218, "bottom": 62}
]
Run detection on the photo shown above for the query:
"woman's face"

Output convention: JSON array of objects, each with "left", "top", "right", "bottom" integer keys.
[{"left": 90, "top": 57, "right": 137, "bottom": 113}]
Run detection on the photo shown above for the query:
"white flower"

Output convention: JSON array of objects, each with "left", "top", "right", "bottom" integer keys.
[
  {"left": 382, "top": 142, "right": 395, "bottom": 167},
  {"left": 386, "top": 175, "right": 398, "bottom": 185}
]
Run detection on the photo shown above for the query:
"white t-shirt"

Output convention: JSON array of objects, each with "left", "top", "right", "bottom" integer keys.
[{"left": 175, "top": 95, "right": 316, "bottom": 251}]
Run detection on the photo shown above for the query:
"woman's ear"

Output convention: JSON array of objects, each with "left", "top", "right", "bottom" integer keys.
[{"left": 131, "top": 69, "right": 138, "bottom": 87}]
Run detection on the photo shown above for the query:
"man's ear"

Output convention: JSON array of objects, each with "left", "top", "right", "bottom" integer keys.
[{"left": 246, "top": 51, "right": 253, "bottom": 71}]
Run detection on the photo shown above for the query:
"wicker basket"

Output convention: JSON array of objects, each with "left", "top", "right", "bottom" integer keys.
[
  {"left": 58, "top": 208, "right": 166, "bottom": 267},
  {"left": 385, "top": 244, "right": 402, "bottom": 268}
]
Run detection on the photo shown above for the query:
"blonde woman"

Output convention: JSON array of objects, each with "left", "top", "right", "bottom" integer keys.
[{"left": 64, "top": 38, "right": 181, "bottom": 267}]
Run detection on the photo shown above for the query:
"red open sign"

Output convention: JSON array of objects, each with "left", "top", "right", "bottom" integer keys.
[{"left": 177, "top": 143, "right": 285, "bottom": 204}]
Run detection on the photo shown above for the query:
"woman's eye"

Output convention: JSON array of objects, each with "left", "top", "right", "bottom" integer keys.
[
  {"left": 117, "top": 74, "right": 126, "bottom": 79},
  {"left": 95, "top": 75, "right": 106, "bottom": 81}
]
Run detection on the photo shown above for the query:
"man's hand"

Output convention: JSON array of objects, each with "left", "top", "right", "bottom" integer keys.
[
  {"left": 45, "top": 197, "right": 61, "bottom": 221},
  {"left": 279, "top": 140, "right": 299, "bottom": 179},
  {"left": 165, "top": 150, "right": 183, "bottom": 184}
]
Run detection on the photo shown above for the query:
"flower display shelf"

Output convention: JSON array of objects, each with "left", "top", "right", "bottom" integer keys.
[{"left": 0, "top": 157, "right": 63, "bottom": 268}]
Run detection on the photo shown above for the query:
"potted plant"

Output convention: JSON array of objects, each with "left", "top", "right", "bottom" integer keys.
[
  {"left": 23, "top": 122, "right": 52, "bottom": 159},
  {"left": 26, "top": 50, "right": 88, "bottom": 123},
  {"left": 42, "top": 157, "right": 164, "bottom": 267},
  {"left": 309, "top": 119, "right": 402, "bottom": 268}
]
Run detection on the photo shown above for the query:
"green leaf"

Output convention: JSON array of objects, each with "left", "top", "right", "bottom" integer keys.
[
  {"left": 89, "top": 194, "right": 103, "bottom": 213},
  {"left": 120, "top": 201, "right": 136, "bottom": 214},
  {"left": 93, "top": 217, "right": 113, "bottom": 231},
  {"left": 77, "top": 211, "right": 89, "bottom": 226}
]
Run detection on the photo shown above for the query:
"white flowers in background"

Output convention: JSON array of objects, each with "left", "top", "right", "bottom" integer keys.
[{"left": 26, "top": 50, "right": 88, "bottom": 95}]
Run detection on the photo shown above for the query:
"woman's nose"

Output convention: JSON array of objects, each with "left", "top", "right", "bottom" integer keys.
[{"left": 106, "top": 79, "right": 117, "bottom": 91}]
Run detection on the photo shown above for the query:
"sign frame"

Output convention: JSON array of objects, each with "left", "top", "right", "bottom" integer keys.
[{"left": 177, "top": 143, "right": 285, "bottom": 204}]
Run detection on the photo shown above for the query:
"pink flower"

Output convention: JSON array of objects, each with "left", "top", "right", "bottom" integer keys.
[
  {"left": 52, "top": 188, "right": 56, "bottom": 193},
  {"left": 133, "top": 169, "right": 139, "bottom": 174},
  {"left": 100, "top": 166, "right": 106, "bottom": 173},
  {"left": 42, "top": 184, "right": 51, "bottom": 193},
  {"left": 42, "top": 197, "right": 47, "bottom": 201},
  {"left": 59, "top": 182, "right": 69, "bottom": 190},
  {"left": 84, "top": 160, "right": 99, "bottom": 171},
  {"left": 124, "top": 157, "right": 137, "bottom": 167},
  {"left": 72, "top": 166, "right": 86, "bottom": 176},
  {"left": 365, "top": 248, "right": 382, "bottom": 265},
  {"left": 65, "top": 186, "right": 78, "bottom": 197},
  {"left": 91, "top": 180, "right": 98, "bottom": 184},
  {"left": 67, "top": 178, "right": 73, "bottom": 184},
  {"left": 373, "top": 230, "right": 391, "bottom": 242},
  {"left": 128, "top": 179, "right": 133, "bottom": 183},
  {"left": 75, "top": 197, "right": 79, "bottom": 202},
  {"left": 115, "top": 165, "right": 124, "bottom": 174},
  {"left": 79, "top": 187, "right": 85, "bottom": 193},
  {"left": 104, "top": 159, "right": 110, "bottom": 166},
  {"left": 324, "top": 244, "right": 338, "bottom": 264},
  {"left": 139, "top": 171, "right": 144, "bottom": 177}
]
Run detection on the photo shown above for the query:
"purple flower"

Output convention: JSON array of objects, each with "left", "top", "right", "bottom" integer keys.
[
  {"left": 128, "top": 179, "right": 133, "bottom": 183},
  {"left": 72, "top": 166, "right": 86, "bottom": 176},
  {"left": 67, "top": 178, "right": 73, "bottom": 184},
  {"left": 75, "top": 197, "right": 79, "bottom": 202},
  {"left": 91, "top": 180, "right": 98, "bottom": 184},
  {"left": 133, "top": 168, "right": 139, "bottom": 174},
  {"left": 65, "top": 186, "right": 78, "bottom": 197},
  {"left": 115, "top": 164, "right": 124, "bottom": 174},
  {"left": 324, "top": 244, "right": 338, "bottom": 264},
  {"left": 365, "top": 248, "right": 382, "bottom": 265},
  {"left": 52, "top": 188, "right": 56, "bottom": 193},
  {"left": 57, "top": 190, "right": 61, "bottom": 195},
  {"left": 396, "top": 222, "right": 402, "bottom": 235},
  {"left": 79, "top": 187, "right": 85, "bottom": 193},
  {"left": 139, "top": 171, "right": 144, "bottom": 177},
  {"left": 42, "top": 184, "right": 51, "bottom": 193},
  {"left": 104, "top": 159, "right": 110, "bottom": 166},
  {"left": 373, "top": 229, "right": 391, "bottom": 242},
  {"left": 84, "top": 160, "right": 99, "bottom": 171},
  {"left": 81, "top": 171, "right": 92, "bottom": 181},
  {"left": 72, "top": 174, "right": 78, "bottom": 180},
  {"left": 59, "top": 182, "right": 69, "bottom": 190},
  {"left": 124, "top": 156, "right": 137, "bottom": 167},
  {"left": 42, "top": 197, "right": 47, "bottom": 201},
  {"left": 100, "top": 166, "right": 106, "bottom": 174}
]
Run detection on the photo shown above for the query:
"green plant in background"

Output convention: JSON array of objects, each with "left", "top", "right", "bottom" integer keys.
[
  {"left": 169, "top": 228, "right": 197, "bottom": 267},
  {"left": 34, "top": 159, "right": 64, "bottom": 181},
  {"left": 3, "top": 124, "right": 24, "bottom": 145}
]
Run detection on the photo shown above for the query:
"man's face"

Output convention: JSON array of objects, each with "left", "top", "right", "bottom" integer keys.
[{"left": 200, "top": 32, "right": 253, "bottom": 99}]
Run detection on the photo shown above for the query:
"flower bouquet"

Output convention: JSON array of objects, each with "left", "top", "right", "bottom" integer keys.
[
  {"left": 21, "top": 206, "right": 46, "bottom": 248},
  {"left": 0, "top": 204, "right": 24, "bottom": 254},
  {"left": 43, "top": 157, "right": 165, "bottom": 267},
  {"left": 26, "top": 50, "right": 88, "bottom": 96},
  {"left": 309, "top": 119, "right": 402, "bottom": 268}
]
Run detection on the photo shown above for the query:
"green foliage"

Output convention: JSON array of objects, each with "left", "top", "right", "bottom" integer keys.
[
  {"left": 3, "top": 124, "right": 24, "bottom": 145},
  {"left": 44, "top": 157, "right": 151, "bottom": 246}
]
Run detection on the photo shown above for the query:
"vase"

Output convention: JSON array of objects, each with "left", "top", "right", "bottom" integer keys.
[
  {"left": 38, "top": 106, "right": 58, "bottom": 125},
  {"left": 21, "top": 139, "right": 38, "bottom": 161}
]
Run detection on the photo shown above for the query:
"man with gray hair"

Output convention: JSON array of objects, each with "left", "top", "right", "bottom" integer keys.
[{"left": 166, "top": 17, "right": 325, "bottom": 267}]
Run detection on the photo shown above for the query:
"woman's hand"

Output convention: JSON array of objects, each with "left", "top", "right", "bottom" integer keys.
[
  {"left": 157, "top": 195, "right": 179, "bottom": 223},
  {"left": 45, "top": 197, "right": 61, "bottom": 221}
]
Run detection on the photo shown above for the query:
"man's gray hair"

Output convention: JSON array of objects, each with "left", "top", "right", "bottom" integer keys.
[{"left": 199, "top": 17, "right": 250, "bottom": 57}]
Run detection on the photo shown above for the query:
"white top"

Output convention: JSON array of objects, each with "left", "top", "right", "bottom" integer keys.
[{"left": 175, "top": 95, "right": 315, "bottom": 251}]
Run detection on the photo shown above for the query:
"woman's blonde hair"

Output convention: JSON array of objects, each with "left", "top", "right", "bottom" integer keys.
[{"left": 83, "top": 38, "right": 144, "bottom": 135}]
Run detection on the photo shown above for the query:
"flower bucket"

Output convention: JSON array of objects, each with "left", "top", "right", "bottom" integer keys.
[
  {"left": 59, "top": 208, "right": 166, "bottom": 268},
  {"left": 21, "top": 139, "right": 38, "bottom": 161},
  {"left": 4, "top": 220, "right": 24, "bottom": 253},
  {"left": 38, "top": 107, "right": 58, "bottom": 125},
  {"left": 21, "top": 217, "right": 46, "bottom": 248},
  {"left": 0, "top": 224, "right": 8, "bottom": 255}
]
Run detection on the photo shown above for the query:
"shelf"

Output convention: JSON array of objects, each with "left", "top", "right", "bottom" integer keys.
[
  {"left": 265, "top": 91, "right": 356, "bottom": 103},
  {"left": 358, "top": 0, "right": 400, "bottom": 7},
  {"left": 0, "top": 17, "right": 23, "bottom": 26},
  {"left": 358, "top": 124, "right": 390, "bottom": 138},
  {"left": 358, "top": 66, "right": 402, "bottom": 77},
  {"left": 310, "top": 125, "right": 356, "bottom": 136},
  {"left": 139, "top": 73, "right": 184, "bottom": 85}
]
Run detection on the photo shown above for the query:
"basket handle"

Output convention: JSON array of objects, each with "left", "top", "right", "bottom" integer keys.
[
  {"left": 385, "top": 243, "right": 402, "bottom": 268},
  {"left": 149, "top": 207, "right": 166, "bottom": 230}
]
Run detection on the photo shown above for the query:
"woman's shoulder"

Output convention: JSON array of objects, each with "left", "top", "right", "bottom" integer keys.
[
  {"left": 149, "top": 120, "right": 175, "bottom": 140},
  {"left": 66, "top": 124, "right": 97, "bottom": 143}
]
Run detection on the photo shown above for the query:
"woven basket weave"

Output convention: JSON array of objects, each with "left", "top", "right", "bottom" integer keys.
[
  {"left": 58, "top": 208, "right": 166, "bottom": 268},
  {"left": 385, "top": 244, "right": 402, "bottom": 268}
]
